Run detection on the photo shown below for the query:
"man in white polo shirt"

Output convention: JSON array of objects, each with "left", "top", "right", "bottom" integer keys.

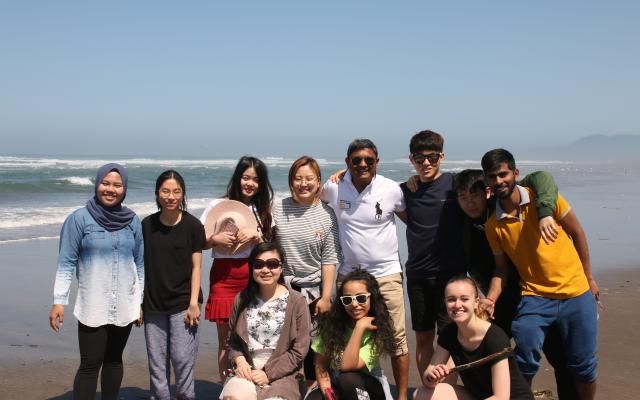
[{"left": 322, "top": 138, "right": 409, "bottom": 400}]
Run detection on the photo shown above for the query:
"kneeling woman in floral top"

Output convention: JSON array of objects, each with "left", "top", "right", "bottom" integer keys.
[{"left": 220, "top": 242, "right": 311, "bottom": 400}]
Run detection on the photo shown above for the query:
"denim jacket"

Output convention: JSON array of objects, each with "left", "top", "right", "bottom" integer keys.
[{"left": 53, "top": 207, "right": 144, "bottom": 327}]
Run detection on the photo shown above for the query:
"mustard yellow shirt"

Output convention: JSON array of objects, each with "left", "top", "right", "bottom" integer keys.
[{"left": 486, "top": 186, "right": 589, "bottom": 299}]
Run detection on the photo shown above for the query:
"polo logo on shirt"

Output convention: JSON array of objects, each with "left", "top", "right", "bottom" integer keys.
[
  {"left": 375, "top": 202, "right": 382, "bottom": 220},
  {"left": 339, "top": 200, "right": 351, "bottom": 210}
]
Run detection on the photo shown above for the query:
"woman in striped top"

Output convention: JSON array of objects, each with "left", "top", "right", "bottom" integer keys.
[{"left": 272, "top": 155, "right": 341, "bottom": 386}]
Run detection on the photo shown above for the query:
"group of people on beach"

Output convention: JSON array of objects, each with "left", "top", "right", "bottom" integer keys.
[{"left": 49, "top": 129, "right": 600, "bottom": 400}]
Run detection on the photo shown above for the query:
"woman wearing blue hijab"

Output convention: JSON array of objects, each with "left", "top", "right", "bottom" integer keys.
[{"left": 49, "top": 163, "right": 144, "bottom": 400}]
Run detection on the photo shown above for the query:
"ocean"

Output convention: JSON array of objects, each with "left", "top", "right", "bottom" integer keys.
[
  {"left": 1, "top": 155, "right": 639, "bottom": 267},
  {"left": 1, "top": 154, "right": 639, "bottom": 370}
]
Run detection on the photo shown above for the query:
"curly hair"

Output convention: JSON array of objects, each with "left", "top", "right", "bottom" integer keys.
[{"left": 315, "top": 269, "right": 397, "bottom": 363}]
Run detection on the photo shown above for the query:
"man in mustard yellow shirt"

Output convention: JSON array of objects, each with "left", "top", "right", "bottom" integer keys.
[{"left": 481, "top": 149, "right": 600, "bottom": 400}]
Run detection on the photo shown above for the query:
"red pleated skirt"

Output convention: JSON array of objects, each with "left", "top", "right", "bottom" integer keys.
[{"left": 204, "top": 258, "right": 250, "bottom": 323}]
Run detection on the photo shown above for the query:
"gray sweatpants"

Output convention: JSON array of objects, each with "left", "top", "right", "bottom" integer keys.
[{"left": 144, "top": 310, "right": 199, "bottom": 400}]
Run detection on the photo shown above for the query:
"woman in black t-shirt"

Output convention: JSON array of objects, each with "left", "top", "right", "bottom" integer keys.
[
  {"left": 141, "top": 170, "right": 205, "bottom": 400},
  {"left": 414, "top": 276, "right": 533, "bottom": 400}
]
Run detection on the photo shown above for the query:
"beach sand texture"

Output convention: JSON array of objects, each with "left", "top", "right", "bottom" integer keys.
[{"left": 1, "top": 239, "right": 638, "bottom": 399}]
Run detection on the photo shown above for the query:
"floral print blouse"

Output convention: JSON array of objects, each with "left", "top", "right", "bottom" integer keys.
[{"left": 247, "top": 291, "right": 289, "bottom": 368}]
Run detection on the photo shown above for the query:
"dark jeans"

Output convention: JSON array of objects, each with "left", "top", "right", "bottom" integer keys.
[
  {"left": 543, "top": 325, "right": 578, "bottom": 400},
  {"left": 74, "top": 322, "right": 133, "bottom": 400}
]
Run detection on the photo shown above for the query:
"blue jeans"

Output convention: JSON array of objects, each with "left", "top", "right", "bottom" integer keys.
[{"left": 511, "top": 290, "right": 598, "bottom": 383}]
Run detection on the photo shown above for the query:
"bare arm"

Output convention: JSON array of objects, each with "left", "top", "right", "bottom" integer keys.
[
  {"left": 340, "top": 317, "right": 376, "bottom": 371},
  {"left": 488, "top": 358, "right": 510, "bottom": 400},
  {"left": 559, "top": 210, "right": 599, "bottom": 299},
  {"left": 482, "top": 253, "right": 511, "bottom": 319},
  {"left": 423, "top": 344, "right": 451, "bottom": 388},
  {"left": 395, "top": 210, "right": 408, "bottom": 224},
  {"left": 405, "top": 175, "right": 420, "bottom": 193},
  {"left": 184, "top": 251, "right": 202, "bottom": 326},
  {"left": 314, "top": 353, "right": 333, "bottom": 392},
  {"left": 315, "top": 264, "right": 336, "bottom": 316}
]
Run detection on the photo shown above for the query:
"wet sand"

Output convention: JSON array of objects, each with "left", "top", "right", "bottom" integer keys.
[{"left": 1, "top": 239, "right": 638, "bottom": 399}]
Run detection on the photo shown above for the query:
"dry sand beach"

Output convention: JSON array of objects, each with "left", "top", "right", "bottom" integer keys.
[{"left": 1, "top": 239, "right": 639, "bottom": 399}]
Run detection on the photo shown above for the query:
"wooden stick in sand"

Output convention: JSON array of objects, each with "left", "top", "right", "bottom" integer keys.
[{"left": 449, "top": 347, "right": 513, "bottom": 373}]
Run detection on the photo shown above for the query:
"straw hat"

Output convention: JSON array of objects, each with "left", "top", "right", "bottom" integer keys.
[{"left": 204, "top": 199, "right": 256, "bottom": 256}]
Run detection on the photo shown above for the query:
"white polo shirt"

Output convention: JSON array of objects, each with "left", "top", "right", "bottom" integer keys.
[{"left": 321, "top": 172, "right": 405, "bottom": 278}]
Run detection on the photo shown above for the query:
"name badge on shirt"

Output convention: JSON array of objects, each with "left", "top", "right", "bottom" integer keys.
[{"left": 339, "top": 200, "right": 351, "bottom": 210}]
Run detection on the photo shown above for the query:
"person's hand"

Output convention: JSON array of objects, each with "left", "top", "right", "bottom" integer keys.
[
  {"left": 405, "top": 175, "right": 420, "bottom": 193},
  {"left": 184, "top": 303, "right": 201, "bottom": 327},
  {"left": 49, "top": 304, "right": 64, "bottom": 333},
  {"left": 588, "top": 277, "right": 601, "bottom": 302},
  {"left": 329, "top": 169, "right": 346, "bottom": 184},
  {"left": 479, "top": 298, "right": 495, "bottom": 320},
  {"left": 136, "top": 309, "right": 144, "bottom": 327},
  {"left": 211, "top": 231, "right": 237, "bottom": 249},
  {"left": 355, "top": 316, "right": 378, "bottom": 331},
  {"left": 234, "top": 358, "right": 253, "bottom": 380},
  {"left": 539, "top": 216, "right": 559, "bottom": 244},
  {"left": 314, "top": 296, "right": 331, "bottom": 316},
  {"left": 235, "top": 229, "right": 258, "bottom": 246},
  {"left": 251, "top": 369, "right": 269, "bottom": 386},
  {"left": 424, "top": 364, "right": 451, "bottom": 387}
]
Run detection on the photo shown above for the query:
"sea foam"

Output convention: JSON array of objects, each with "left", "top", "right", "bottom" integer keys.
[
  {"left": 0, "top": 198, "right": 212, "bottom": 230},
  {"left": 56, "top": 177, "right": 94, "bottom": 186},
  {"left": 0, "top": 156, "right": 345, "bottom": 170}
]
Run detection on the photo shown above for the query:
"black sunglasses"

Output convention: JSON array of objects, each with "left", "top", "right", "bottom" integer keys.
[
  {"left": 339, "top": 293, "right": 371, "bottom": 306},
  {"left": 412, "top": 152, "right": 441, "bottom": 165},
  {"left": 350, "top": 156, "right": 376, "bottom": 166},
  {"left": 252, "top": 258, "right": 282, "bottom": 270}
]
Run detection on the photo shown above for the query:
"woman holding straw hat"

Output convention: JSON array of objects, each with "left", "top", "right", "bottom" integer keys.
[{"left": 200, "top": 156, "right": 274, "bottom": 381}]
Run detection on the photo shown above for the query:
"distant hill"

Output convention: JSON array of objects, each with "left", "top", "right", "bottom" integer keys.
[{"left": 516, "top": 134, "right": 640, "bottom": 160}]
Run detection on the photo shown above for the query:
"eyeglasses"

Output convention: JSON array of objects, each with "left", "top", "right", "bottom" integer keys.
[
  {"left": 159, "top": 189, "right": 183, "bottom": 197},
  {"left": 252, "top": 258, "right": 282, "bottom": 270},
  {"left": 293, "top": 176, "right": 317, "bottom": 184},
  {"left": 456, "top": 192, "right": 484, "bottom": 205},
  {"left": 339, "top": 293, "right": 371, "bottom": 306},
  {"left": 412, "top": 153, "right": 441, "bottom": 165},
  {"left": 350, "top": 156, "right": 376, "bottom": 166}
]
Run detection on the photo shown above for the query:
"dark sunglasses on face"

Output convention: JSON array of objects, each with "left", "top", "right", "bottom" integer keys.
[
  {"left": 412, "top": 152, "right": 441, "bottom": 165},
  {"left": 350, "top": 156, "right": 376, "bottom": 166},
  {"left": 252, "top": 258, "right": 282, "bottom": 270},
  {"left": 339, "top": 293, "right": 371, "bottom": 306}
]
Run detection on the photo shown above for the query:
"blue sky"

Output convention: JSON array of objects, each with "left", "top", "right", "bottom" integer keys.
[{"left": 1, "top": 1, "right": 638, "bottom": 159}]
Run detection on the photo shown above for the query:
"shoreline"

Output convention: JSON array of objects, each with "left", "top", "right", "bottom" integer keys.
[{"left": 2, "top": 240, "right": 639, "bottom": 399}]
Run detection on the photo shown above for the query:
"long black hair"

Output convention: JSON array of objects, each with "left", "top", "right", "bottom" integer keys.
[
  {"left": 226, "top": 156, "right": 273, "bottom": 240},
  {"left": 155, "top": 169, "right": 187, "bottom": 210},
  {"left": 315, "top": 269, "right": 397, "bottom": 361},
  {"left": 230, "top": 241, "right": 287, "bottom": 333}
]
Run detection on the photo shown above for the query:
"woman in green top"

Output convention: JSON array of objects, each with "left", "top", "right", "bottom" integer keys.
[{"left": 307, "top": 269, "right": 397, "bottom": 400}]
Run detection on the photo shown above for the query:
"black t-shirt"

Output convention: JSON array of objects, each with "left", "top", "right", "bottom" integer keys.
[
  {"left": 142, "top": 211, "right": 206, "bottom": 314},
  {"left": 438, "top": 323, "right": 533, "bottom": 400},
  {"left": 401, "top": 172, "right": 466, "bottom": 280}
]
